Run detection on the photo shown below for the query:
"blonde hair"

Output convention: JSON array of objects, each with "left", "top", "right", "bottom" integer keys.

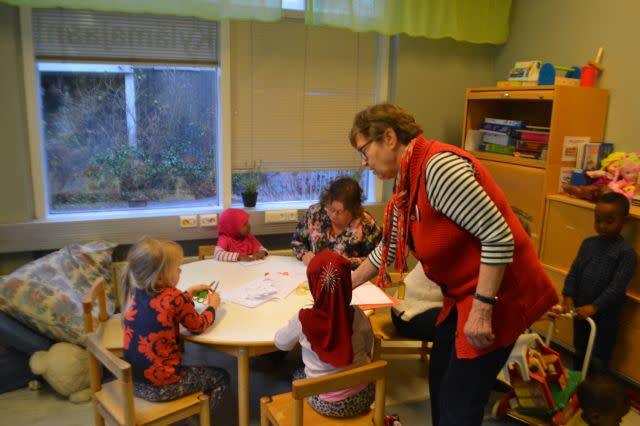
[
  {"left": 120, "top": 238, "right": 183, "bottom": 309},
  {"left": 349, "top": 103, "right": 423, "bottom": 147}
]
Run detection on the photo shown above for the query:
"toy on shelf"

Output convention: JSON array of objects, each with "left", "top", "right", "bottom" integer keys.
[
  {"left": 586, "top": 151, "right": 628, "bottom": 186},
  {"left": 608, "top": 154, "right": 640, "bottom": 199},
  {"left": 538, "top": 63, "right": 581, "bottom": 86},
  {"left": 581, "top": 47, "right": 604, "bottom": 88}
]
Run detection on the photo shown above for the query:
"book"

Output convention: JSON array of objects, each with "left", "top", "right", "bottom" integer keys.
[
  {"left": 581, "top": 143, "right": 602, "bottom": 171},
  {"left": 515, "top": 139, "right": 547, "bottom": 152},
  {"left": 598, "top": 142, "right": 614, "bottom": 167},
  {"left": 481, "top": 132, "right": 511, "bottom": 146},
  {"left": 479, "top": 142, "right": 515, "bottom": 155},
  {"left": 562, "top": 136, "right": 591, "bottom": 162},
  {"left": 485, "top": 117, "right": 524, "bottom": 128},
  {"left": 515, "top": 131, "right": 550, "bottom": 142},
  {"left": 480, "top": 123, "right": 519, "bottom": 134}
]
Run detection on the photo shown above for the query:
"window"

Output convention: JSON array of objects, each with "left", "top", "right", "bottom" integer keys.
[
  {"left": 32, "top": 9, "right": 219, "bottom": 215},
  {"left": 230, "top": 20, "right": 377, "bottom": 205}
]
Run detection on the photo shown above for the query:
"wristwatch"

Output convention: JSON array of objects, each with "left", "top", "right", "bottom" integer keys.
[{"left": 474, "top": 293, "right": 498, "bottom": 305}]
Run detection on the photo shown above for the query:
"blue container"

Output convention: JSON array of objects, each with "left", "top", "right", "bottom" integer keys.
[{"left": 570, "top": 169, "right": 593, "bottom": 186}]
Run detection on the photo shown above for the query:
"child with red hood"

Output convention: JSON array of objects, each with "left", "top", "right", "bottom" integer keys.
[
  {"left": 274, "top": 249, "right": 374, "bottom": 417},
  {"left": 214, "top": 208, "right": 268, "bottom": 262}
]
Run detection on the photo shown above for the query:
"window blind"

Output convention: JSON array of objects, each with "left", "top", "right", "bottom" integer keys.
[
  {"left": 32, "top": 8, "right": 218, "bottom": 64},
  {"left": 230, "top": 20, "right": 376, "bottom": 173}
]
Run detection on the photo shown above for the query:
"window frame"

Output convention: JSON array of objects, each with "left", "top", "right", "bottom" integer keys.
[{"left": 19, "top": 7, "right": 386, "bottom": 226}]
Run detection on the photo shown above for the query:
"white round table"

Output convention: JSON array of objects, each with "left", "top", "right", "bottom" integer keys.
[{"left": 177, "top": 256, "right": 311, "bottom": 426}]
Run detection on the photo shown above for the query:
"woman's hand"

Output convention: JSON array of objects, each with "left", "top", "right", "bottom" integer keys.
[
  {"left": 464, "top": 300, "right": 495, "bottom": 349},
  {"left": 207, "top": 291, "right": 221, "bottom": 310},
  {"left": 539, "top": 304, "right": 563, "bottom": 321},
  {"left": 302, "top": 252, "right": 315, "bottom": 265},
  {"left": 255, "top": 251, "right": 266, "bottom": 260}
]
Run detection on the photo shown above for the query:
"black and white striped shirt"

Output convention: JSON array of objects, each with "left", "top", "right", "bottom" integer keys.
[{"left": 369, "top": 151, "right": 514, "bottom": 268}]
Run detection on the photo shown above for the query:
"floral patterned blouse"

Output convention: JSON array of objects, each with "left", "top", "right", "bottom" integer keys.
[
  {"left": 291, "top": 203, "right": 382, "bottom": 269},
  {"left": 123, "top": 287, "right": 215, "bottom": 386}
]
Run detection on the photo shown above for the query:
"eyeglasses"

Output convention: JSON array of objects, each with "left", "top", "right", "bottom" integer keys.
[
  {"left": 357, "top": 139, "right": 374, "bottom": 161},
  {"left": 325, "top": 205, "right": 347, "bottom": 216}
]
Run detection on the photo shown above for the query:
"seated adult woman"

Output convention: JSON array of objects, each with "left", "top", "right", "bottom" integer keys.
[{"left": 291, "top": 176, "right": 381, "bottom": 269}]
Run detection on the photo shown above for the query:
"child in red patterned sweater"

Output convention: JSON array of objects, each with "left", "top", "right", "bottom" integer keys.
[{"left": 121, "top": 237, "right": 229, "bottom": 417}]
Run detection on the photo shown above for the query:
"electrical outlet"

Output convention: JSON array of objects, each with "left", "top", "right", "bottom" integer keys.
[
  {"left": 199, "top": 213, "right": 217, "bottom": 227},
  {"left": 179, "top": 215, "right": 198, "bottom": 228},
  {"left": 265, "top": 209, "right": 298, "bottom": 224}
]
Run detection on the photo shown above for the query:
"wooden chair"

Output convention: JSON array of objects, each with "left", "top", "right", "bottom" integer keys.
[
  {"left": 83, "top": 277, "right": 124, "bottom": 358},
  {"left": 260, "top": 360, "right": 388, "bottom": 426},
  {"left": 368, "top": 273, "right": 430, "bottom": 365},
  {"left": 85, "top": 332, "right": 210, "bottom": 426},
  {"left": 198, "top": 245, "right": 216, "bottom": 260},
  {"left": 267, "top": 248, "right": 294, "bottom": 257}
]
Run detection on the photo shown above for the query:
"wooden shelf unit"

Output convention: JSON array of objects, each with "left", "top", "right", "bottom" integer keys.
[{"left": 461, "top": 85, "right": 609, "bottom": 252}]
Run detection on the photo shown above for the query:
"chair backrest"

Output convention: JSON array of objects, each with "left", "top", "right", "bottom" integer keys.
[
  {"left": 198, "top": 245, "right": 216, "bottom": 260},
  {"left": 85, "top": 332, "right": 136, "bottom": 426},
  {"left": 268, "top": 248, "right": 294, "bottom": 257},
  {"left": 83, "top": 277, "right": 109, "bottom": 333},
  {"left": 291, "top": 360, "right": 388, "bottom": 426}
]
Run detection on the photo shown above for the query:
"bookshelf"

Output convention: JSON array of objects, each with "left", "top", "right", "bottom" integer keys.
[{"left": 461, "top": 85, "right": 609, "bottom": 252}]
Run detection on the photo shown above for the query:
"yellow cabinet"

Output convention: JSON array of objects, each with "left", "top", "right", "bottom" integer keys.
[{"left": 461, "top": 86, "right": 609, "bottom": 252}]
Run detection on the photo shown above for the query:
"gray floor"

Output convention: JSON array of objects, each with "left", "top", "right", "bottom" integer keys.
[{"left": 2, "top": 343, "right": 638, "bottom": 425}]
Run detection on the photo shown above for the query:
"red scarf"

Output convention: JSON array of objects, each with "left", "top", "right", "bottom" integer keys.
[
  {"left": 377, "top": 138, "right": 417, "bottom": 288},
  {"left": 216, "top": 209, "right": 263, "bottom": 255},
  {"left": 299, "top": 249, "right": 354, "bottom": 367}
]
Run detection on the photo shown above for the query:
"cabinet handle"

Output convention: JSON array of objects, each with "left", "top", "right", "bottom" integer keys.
[{"left": 501, "top": 93, "right": 510, "bottom": 97}]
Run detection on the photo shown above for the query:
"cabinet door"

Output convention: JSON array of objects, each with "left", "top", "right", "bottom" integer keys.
[
  {"left": 540, "top": 199, "right": 594, "bottom": 270},
  {"left": 611, "top": 298, "right": 640, "bottom": 382},
  {"left": 479, "top": 160, "right": 545, "bottom": 251}
]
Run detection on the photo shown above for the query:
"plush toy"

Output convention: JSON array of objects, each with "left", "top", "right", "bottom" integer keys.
[
  {"left": 29, "top": 342, "right": 92, "bottom": 403},
  {"left": 608, "top": 155, "right": 640, "bottom": 199},
  {"left": 586, "top": 152, "right": 628, "bottom": 186}
]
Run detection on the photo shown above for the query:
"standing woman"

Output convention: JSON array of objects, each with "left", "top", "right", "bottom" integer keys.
[
  {"left": 349, "top": 103, "right": 558, "bottom": 426},
  {"left": 291, "top": 176, "right": 381, "bottom": 269}
]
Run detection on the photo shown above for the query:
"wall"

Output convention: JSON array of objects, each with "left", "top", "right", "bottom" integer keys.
[
  {"left": 382, "top": 35, "right": 498, "bottom": 199},
  {"left": 494, "top": 0, "right": 640, "bottom": 152},
  {"left": 0, "top": 5, "right": 33, "bottom": 223}
]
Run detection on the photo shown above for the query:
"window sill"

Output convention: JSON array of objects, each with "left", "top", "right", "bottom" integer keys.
[{"left": 0, "top": 202, "right": 386, "bottom": 254}]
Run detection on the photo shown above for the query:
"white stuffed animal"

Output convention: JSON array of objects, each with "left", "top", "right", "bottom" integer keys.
[{"left": 29, "top": 342, "right": 92, "bottom": 403}]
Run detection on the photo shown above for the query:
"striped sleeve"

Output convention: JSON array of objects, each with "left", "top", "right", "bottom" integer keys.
[
  {"left": 213, "top": 245, "right": 239, "bottom": 262},
  {"left": 425, "top": 152, "right": 514, "bottom": 264},
  {"left": 368, "top": 207, "right": 398, "bottom": 269}
]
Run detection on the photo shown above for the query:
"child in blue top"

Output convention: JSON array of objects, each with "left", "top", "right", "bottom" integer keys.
[{"left": 562, "top": 192, "right": 637, "bottom": 373}]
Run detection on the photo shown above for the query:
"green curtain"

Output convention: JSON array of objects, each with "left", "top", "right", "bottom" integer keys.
[
  {"left": 0, "top": 0, "right": 283, "bottom": 21},
  {"left": 305, "top": 0, "right": 512, "bottom": 44}
]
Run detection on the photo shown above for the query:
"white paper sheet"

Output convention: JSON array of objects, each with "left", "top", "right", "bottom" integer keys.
[
  {"left": 220, "top": 270, "right": 304, "bottom": 308},
  {"left": 350, "top": 282, "right": 393, "bottom": 306},
  {"left": 238, "top": 259, "right": 267, "bottom": 267}
]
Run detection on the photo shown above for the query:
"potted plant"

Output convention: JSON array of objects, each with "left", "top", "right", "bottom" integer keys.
[{"left": 239, "top": 161, "right": 261, "bottom": 208}]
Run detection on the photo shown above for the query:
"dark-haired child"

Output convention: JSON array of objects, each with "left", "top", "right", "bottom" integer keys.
[
  {"left": 562, "top": 192, "right": 637, "bottom": 373},
  {"left": 567, "top": 374, "right": 631, "bottom": 426}
]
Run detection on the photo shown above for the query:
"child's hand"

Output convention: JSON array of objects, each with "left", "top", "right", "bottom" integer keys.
[
  {"left": 575, "top": 304, "right": 597, "bottom": 319},
  {"left": 562, "top": 296, "right": 575, "bottom": 313},
  {"left": 238, "top": 254, "right": 253, "bottom": 262},
  {"left": 187, "top": 284, "right": 211, "bottom": 295},
  {"left": 207, "top": 291, "right": 221, "bottom": 309},
  {"left": 255, "top": 251, "right": 266, "bottom": 260}
]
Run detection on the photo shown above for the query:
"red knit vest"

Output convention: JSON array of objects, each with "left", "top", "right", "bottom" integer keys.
[{"left": 406, "top": 136, "right": 558, "bottom": 358}]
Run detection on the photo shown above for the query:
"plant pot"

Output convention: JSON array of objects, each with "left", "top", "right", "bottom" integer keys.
[{"left": 241, "top": 192, "right": 258, "bottom": 208}]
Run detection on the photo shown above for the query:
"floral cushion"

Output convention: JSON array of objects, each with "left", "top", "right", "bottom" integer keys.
[{"left": 0, "top": 241, "right": 116, "bottom": 345}]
